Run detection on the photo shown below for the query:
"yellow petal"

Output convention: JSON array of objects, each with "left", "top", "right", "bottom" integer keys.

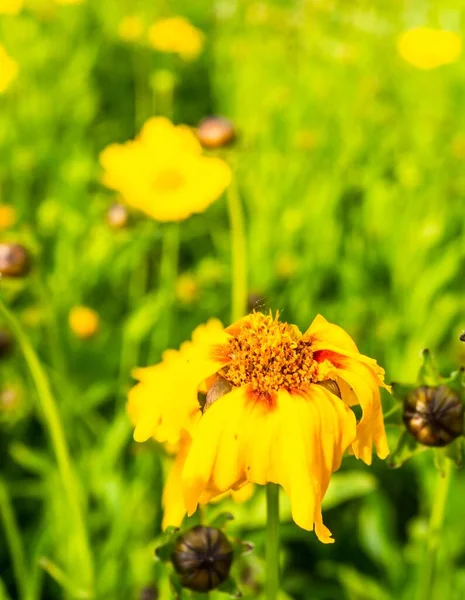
[
  {"left": 182, "top": 384, "right": 356, "bottom": 542},
  {"left": 127, "top": 319, "right": 227, "bottom": 445},
  {"left": 162, "top": 433, "right": 191, "bottom": 530},
  {"left": 305, "top": 314, "right": 359, "bottom": 353}
]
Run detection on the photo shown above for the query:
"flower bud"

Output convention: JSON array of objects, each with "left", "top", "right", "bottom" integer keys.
[
  {"left": 0, "top": 243, "right": 29, "bottom": 277},
  {"left": 106, "top": 203, "right": 129, "bottom": 229},
  {"left": 197, "top": 117, "right": 236, "bottom": 149},
  {"left": 138, "top": 585, "right": 158, "bottom": 600},
  {"left": 403, "top": 385, "right": 464, "bottom": 447},
  {"left": 171, "top": 526, "right": 234, "bottom": 592},
  {"left": 0, "top": 329, "right": 12, "bottom": 358}
]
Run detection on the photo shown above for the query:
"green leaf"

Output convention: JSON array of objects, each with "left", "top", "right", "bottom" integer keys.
[
  {"left": 217, "top": 576, "right": 242, "bottom": 597},
  {"left": 209, "top": 512, "right": 234, "bottom": 530},
  {"left": 418, "top": 349, "right": 443, "bottom": 386},
  {"left": 387, "top": 430, "right": 426, "bottom": 469}
]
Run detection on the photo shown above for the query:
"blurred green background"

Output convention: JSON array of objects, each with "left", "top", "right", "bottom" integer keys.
[{"left": 1, "top": 0, "right": 465, "bottom": 598}]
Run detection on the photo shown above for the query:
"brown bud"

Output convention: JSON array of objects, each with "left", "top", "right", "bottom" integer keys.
[
  {"left": 0, "top": 329, "right": 12, "bottom": 358},
  {"left": 0, "top": 243, "right": 30, "bottom": 277},
  {"left": 138, "top": 585, "right": 158, "bottom": 600},
  {"left": 204, "top": 377, "right": 232, "bottom": 412},
  {"left": 197, "top": 117, "right": 236, "bottom": 149},
  {"left": 106, "top": 203, "right": 129, "bottom": 229},
  {"left": 317, "top": 379, "right": 342, "bottom": 398},
  {"left": 171, "top": 526, "right": 233, "bottom": 592},
  {"left": 403, "top": 385, "right": 464, "bottom": 447}
]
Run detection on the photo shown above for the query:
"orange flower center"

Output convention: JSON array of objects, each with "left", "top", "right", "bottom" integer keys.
[
  {"left": 221, "top": 312, "right": 320, "bottom": 396},
  {"left": 153, "top": 168, "right": 185, "bottom": 192}
]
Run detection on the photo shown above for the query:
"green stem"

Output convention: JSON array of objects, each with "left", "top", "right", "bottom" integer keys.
[
  {"left": 0, "top": 299, "right": 94, "bottom": 594},
  {"left": 149, "top": 224, "right": 180, "bottom": 362},
  {"left": 0, "top": 479, "right": 27, "bottom": 600},
  {"left": 226, "top": 176, "right": 248, "bottom": 322},
  {"left": 416, "top": 460, "right": 453, "bottom": 600},
  {"left": 266, "top": 483, "right": 280, "bottom": 600}
]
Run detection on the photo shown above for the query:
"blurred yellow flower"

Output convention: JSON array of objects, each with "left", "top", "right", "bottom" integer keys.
[
  {"left": 118, "top": 14, "right": 145, "bottom": 43},
  {"left": 53, "top": 0, "right": 84, "bottom": 4},
  {"left": 148, "top": 16, "right": 204, "bottom": 61},
  {"left": 100, "top": 117, "right": 231, "bottom": 222},
  {"left": 0, "top": 0, "right": 23, "bottom": 15},
  {"left": 176, "top": 273, "right": 199, "bottom": 305},
  {"left": 69, "top": 306, "right": 99, "bottom": 340},
  {"left": 398, "top": 27, "right": 462, "bottom": 70},
  {"left": 0, "top": 46, "right": 18, "bottom": 94},
  {"left": 128, "top": 312, "right": 389, "bottom": 542},
  {"left": 0, "top": 205, "right": 17, "bottom": 230}
]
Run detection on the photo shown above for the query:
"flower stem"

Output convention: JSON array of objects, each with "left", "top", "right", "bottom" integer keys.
[
  {"left": 0, "top": 298, "right": 94, "bottom": 594},
  {"left": 0, "top": 479, "right": 27, "bottom": 600},
  {"left": 416, "top": 460, "right": 453, "bottom": 600},
  {"left": 266, "top": 483, "right": 280, "bottom": 600},
  {"left": 149, "top": 223, "right": 180, "bottom": 362},
  {"left": 226, "top": 176, "right": 247, "bottom": 322}
]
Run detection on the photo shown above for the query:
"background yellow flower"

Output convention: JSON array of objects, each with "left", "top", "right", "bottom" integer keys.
[
  {"left": 148, "top": 16, "right": 204, "bottom": 60},
  {"left": 0, "top": 0, "right": 23, "bottom": 15},
  {"left": 0, "top": 46, "right": 18, "bottom": 93},
  {"left": 398, "top": 27, "right": 462, "bottom": 70},
  {"left": 68, "top": 306, "right": 99, "bottom": 339},
  {"left": 100, "top": 117, "right": 231, "bottom": 222},
  {"left": 118, "top": 15, "right": 145, "bottom": 43}
]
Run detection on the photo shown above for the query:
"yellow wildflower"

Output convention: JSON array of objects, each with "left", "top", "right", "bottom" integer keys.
[
  {"left": 148, "top": 16, "right": 204, "bottom": 61},
  {"left": 398, "top": 27, "right": 461, "bottom": 70},
  {"left": 53, "top": 0, "right": 84, "bottom": 4},
  {"left": 176, "top": 273, "right": 199, "bottom": 305},
  {"left": 100, "top": 117, "right": 231, "bottom": 222},
  {"left": 0, "top": 46, "right": 18, "bottom": 94},
  {"left": 0, "top": 0, "right": 23, "bottom": 15},
  {"left": 68, "top": 306, "right": 99, "bottom": 340},
  {"left": 0, "top": 205, "right": 17, "bottom": 230},
  {"left": 128, "top": 312, "right": 389, "bottom": 543},
  {"left": 118, "top": 15, "right": 145, "bottom": 43}
]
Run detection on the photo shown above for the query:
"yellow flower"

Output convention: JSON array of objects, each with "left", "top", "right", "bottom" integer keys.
[
  {"left": 148, "top": 16, "right": 204, "bottom": 61},
  {"left": 68, "top": 306, "right": 99, "bottom": 339},
  {"left": 0, "top": 205, "right": 17, "bottom": 230},
  {"left": 176, "top": 273, "right": 199, "bottom": 305},
  {"left": 100, "top": 117, "right": 231, "bottom": 222},
  {"left": 0, "top": 46, "right": 18, "bottom": 94},
  {"left": 0, "top": 0, "right": 23, "bottom": 15},
  {"left": 398, "top": 27, "right": 462, "bottom": 70},
  {"left": 118, "top": 15, "right": 145, "bottom": 43},
  {"left": 128, "top": 312, "right": 389, "bottom": 543},
  {"left": 53, "top": 0, "right": 84, "bottom": 4}
]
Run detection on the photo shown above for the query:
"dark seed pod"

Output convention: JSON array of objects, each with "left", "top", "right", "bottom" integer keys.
[
  {"left": 460, "top": 331, "right": 465, "bottom": 342},
  {"left": 197, "top": 117, "right": 236, "bottom": 149},
  {"left": 0, "top": 243, "right": 30, "bottom": 277},
  {"left": 0, "top": 329, "right": 12, "bottom": 358},
  {"left": 171, "top": 526, "right": 233, "bottom": 592},
  {"left": 106, "top": 203, "right": 129, "bottom": 229},
  {"left": 317, "top": 379, "right": 342, "bottom": 399},
  {"left": 403, "top": 385, "right": 464, "bottom": 447},
  {"left": 138, "top": 585, "right": 158, "bottom": 600}
]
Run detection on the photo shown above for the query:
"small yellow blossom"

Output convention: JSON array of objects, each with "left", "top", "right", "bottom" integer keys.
[
  {"left": 0, "top": 205, "right": 17, "bottom": 230},
  {"left": 69, "top": 306, "right": 99, "bottom": 340},
  {"left": 128, "top": 312, "right": 389, "bottom": 542},
  {"left": 118, "top": 15, "right": 145, "bottom": 43},
  {"left": 398, "top": 27, "right": 462, "bottom": 70},
  {"left": 0, "top": 46, "right": 18, "bottom": 94},
  {"left": 148, "top": 16, "right": 204, "bottom": 61},
  {"left": 53, "top": 0, "right": 84, "bottom": 4},
  {"left": 100, "top": 117, "right": 231, "bottom": 222},
  {"left": 0, "top": 0, "right": 23, "bottom": 15},
  {"left": 176, "top": 273, "right": 199, "bottom": 305}
]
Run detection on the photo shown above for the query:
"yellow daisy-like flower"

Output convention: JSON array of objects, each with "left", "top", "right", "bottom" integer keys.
[
  {"left": 148, "top": 16, "right": 204, "bottom": 61},
  {"left": 0, "top": 0, "right": 23, "bottom": 15},
  {"left": 0, "top": 205, "right": 17, "bottom": 230},
  {"left": 128, "top": 312, "right": 389, "bottom": 543},
  {"left": 99, "top": 117, "right": 231, "bottom": 222},
  {"left": 68, "top": 306, "right": 99, "bottom": 340},
  {"left": 398, "top": 27, "right": 462, "bottom": 70},
  {"left": 118, "top": 15, "right": 145, "bottom": 43},
  {"left": 0, "top": 46, "right": 18, "bottom": 94}
]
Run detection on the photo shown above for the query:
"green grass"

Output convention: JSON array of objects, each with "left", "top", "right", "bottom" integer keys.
[{"left": 1, "top": 1, "right": 465, "bottom": 599}]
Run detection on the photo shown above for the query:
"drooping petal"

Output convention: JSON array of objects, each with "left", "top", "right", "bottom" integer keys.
[
  {"left": 334, "top": 358, "right": 389, "bottom": 464},
  {"left": 162, "top": 433, "right": 192, "bottom": 530},
  {"left": 182, "top": 384, "right": 356, "bottom": 542},
  {"left": 127, "top": 319, "right": 228, "bottom": 445},
  {"left": 305, "top": 314, "right": 359, "bottom": 353}
]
